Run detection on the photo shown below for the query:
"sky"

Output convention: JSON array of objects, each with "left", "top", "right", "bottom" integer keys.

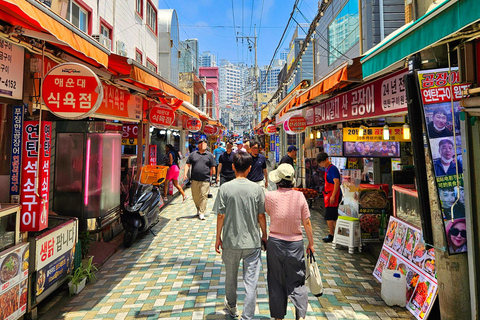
[{"left": 158, "top": 0, "right": 319, "bottom": 68}]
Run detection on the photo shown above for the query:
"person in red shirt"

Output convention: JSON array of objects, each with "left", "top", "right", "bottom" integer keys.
[{"left": 317, "top": 152, "right": 342, "bottom": 243}]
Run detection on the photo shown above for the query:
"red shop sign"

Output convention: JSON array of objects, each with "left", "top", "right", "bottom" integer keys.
[
  {"left": 186, "top": 118, "right": 202, "bottom": 132},
  {"left": 204, "top": 125, "right": 217, "bottom": 135},
  {"left": 149, "top": 145, "right": 157, "bottom": 165},
  {"left": 417, "top": 68, "right": 470, "bottom": 104},
  {"left": 150, "top": 104, "right": 175, "bottom": 128},
  {"left": 257, "top": 128, "right": 264, "bottom": 135},
  {"left": 217, "top": 128, "right": 223, "bottom": 136},
  {"left": 41, "top": 63, "right": 103, "bottom": 119},
  {"left": 306, "top": 69, "right": 408, "bottom": 127},
  {"left": 20, "top": 121, "right": 51, "bottom": 232},
  {"left": 265, "top": 125, "right": 276, "bottom": 134},
  {"left": 287, "top": 116, "right": 307, "bottom": 132}
]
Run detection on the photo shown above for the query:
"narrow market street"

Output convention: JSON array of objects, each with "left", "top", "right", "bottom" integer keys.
[{"left": 43, "top": 186, "right": 414, "bottom": 320}]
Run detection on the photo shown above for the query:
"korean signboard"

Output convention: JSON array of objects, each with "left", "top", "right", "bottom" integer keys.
[
  {"left": 35, "top": 219, "right": 77, "bottom": 297},
  {"left": 418, "top": 68, "right": 467, "bottom": 254},
  {"left": 0, "top": 243, "right": 29, "bottom": 320},
  {"left": 121, "top": 124, "right": 145, "bottom": 145},
  {"left": 149, "top": 104, "right": 175, "bottom": 129},
  {"left": 203, "top": 124, "right": 217, "bottom": 135},
  {"left": 41, "top": 63, "right": 103, "bottom": 119},
  {"left": 10, "top": 105, "right": 25, "bottom": 198},
  {"left": 275, "top": 135, "right": 280, "bottom": 163},
  {"left": 265, "top": 125, "right": 276, "bottom": 134},
  {"left": 374, "top": 216, "right": 437, "bottom": 320},
  {"left": 0, "top": 40, "right": 24, "bottom": 100},
  {"left": 343, "top": 127, "right": 410, "bottom": 142},
  {"left": 95, "top": 83, "right": 143, "bottom": 120},
  {"left": 149, "top": 145, "right": 157, "bottom": 165},
  {"left": 306, "top": 69, "right": 408, "bottom": 126},
  {"left": 185, "top": 118, "right": 202, "bottom": 132},
  {"left": 20, "top": 121, "right": 51, "bottom": 232},
  {"left": 286, "top": 116, "right": 307, "bottom": 133}
]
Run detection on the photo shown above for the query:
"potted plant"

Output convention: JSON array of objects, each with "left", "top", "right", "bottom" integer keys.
[{"left": 67, "top": 256, "right": 98, "bottom": 295}]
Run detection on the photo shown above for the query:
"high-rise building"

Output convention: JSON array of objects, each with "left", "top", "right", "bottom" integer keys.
[
  {"left": 259, "top": 59, "right": 285, "bottom": 94},
  {"left": 157, "top": 9, "right": 180, "bottom": 85},
  {"left": 179, "top": 39, "right": 199, "bottom": 75},
  {"left": 218, "top": 60, "right": 248, "bottom": 110},
  {"left": 280, "top": 50, "right": 289, "bottom": 61},
  {"left": 199, "top": 51, "right": 217, "bottom": 67}
]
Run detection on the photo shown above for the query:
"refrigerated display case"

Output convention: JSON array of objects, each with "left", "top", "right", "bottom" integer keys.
[
  {"left": 392, "top": 184, "right": 421, "bottom": 228},
  {"left": 0, "top": 204, "right": 22, "bottom": 251}
]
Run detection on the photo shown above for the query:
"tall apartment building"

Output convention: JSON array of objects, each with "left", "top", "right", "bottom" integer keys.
[
  {"left": 158, "top": 9, "right": 180, "bottom": 85},
  {"left": 179, "top": 39, "right": 199, "bottom": 75},
  {"left": 259, "top": 59, "right": 285, "bottom": 94},
  {"left": 218, "top": 60, "right": 248, "bottom": 110},
  {"left": 199, "top": 51, "right": 217, "bottom": 67}
]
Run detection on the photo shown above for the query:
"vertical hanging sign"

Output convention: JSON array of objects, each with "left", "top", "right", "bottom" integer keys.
[
  {"left": 275, "top": 135, "right": 280, "bottom": 163},
  {"left": 418, "top": 67, "right": 469, "bottom": 254},
  {"left": 10, "top": 105, "right": 25, "bottom": 201},
  {"left": 149, "top": 145, "right": 157, "bottom": 165},
  {"left": 20, "top": 121, "right": 51, "bottom": 232}
]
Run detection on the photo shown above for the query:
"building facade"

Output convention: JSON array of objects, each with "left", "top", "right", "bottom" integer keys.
[
  {"left": 179, "top": 39, "right": 199, "bottom": 75},
  {"left": 199, "top": 67, "right": 219, "bottom": 109},
  {"left": 218, "top": 59, "right": 248, "bottom": 110},
  {"left": 259, "top": 59, "right": 285, "bottom": 94},
  {"left": 199, "top": 51, "right": 217, "bottom": 67},
  {"left": 157, "top": 9, "right": 180, "bottom": 85}
]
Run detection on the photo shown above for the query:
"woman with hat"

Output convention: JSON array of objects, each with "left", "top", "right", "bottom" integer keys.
[{"left": 264, "top": 163, "right": 315, "bottom": 320}]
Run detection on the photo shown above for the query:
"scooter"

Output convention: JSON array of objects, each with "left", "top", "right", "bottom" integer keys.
[{"left": 121, "top": 169, "right": 164, "bottom": 248}]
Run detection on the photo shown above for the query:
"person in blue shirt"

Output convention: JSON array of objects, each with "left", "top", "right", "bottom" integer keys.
[
  {"left": 213, "top": 142, "right": 226, "bottom": 186},
  {"left": 246, "top": 140, "right": 268, "bottom": 191}
]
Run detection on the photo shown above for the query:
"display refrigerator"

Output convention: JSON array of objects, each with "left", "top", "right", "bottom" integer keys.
[{"left": 53, "top": 121, "right": 122, "bottom": 239}]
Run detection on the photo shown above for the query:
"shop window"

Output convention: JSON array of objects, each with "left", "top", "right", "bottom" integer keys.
[
  {"left": 67, "top": 0, "right": 92, "bottom": 34},
  {"left": 146, "top": 0, "right": 157, "bottom": 34},
  {"left": 146, "top": 58, "right": 157, "bottom": 73},
  {"left": 136, "top": 0, "right": 143, "bottom": 18},
  {"left": 328, "top": 0, "right": 359, "bottom": 65},
  {"left": 135, "top": 48, "right": 143, "bottom": 64}
]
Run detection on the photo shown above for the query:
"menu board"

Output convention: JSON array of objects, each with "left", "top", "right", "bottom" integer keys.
[
  {"left": 374, "top": 216, "right": 437, "bottom": 320},
  {"left": 0, "top": 242, "right": 29, "bottom": 320},
  {"left": 321, "top": 130, "right": 343, "bottom": 156}
]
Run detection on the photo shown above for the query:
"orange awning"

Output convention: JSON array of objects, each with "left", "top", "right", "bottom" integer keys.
[
  {"left": 1, "top": 0, "right": 109, "bottom": 67},
  {"left": 108, "top": 54, "right": 190, "bottom": 103}
]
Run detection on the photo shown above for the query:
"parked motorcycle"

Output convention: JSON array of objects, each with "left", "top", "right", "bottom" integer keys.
[{"left": 121, "top": 167, "right": 165, "bottom": 248}]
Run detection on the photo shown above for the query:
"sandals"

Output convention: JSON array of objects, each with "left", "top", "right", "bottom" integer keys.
[
  {"left": 163, "top": 197, "right": 168, "bottom": 202},
  {"left": 182, "top": 196, "right": 189, "bottom": 203}
]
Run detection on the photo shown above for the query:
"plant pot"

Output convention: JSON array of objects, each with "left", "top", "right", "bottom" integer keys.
[{"left": 68, "top": 277, "right": 86, "bottom": 295}]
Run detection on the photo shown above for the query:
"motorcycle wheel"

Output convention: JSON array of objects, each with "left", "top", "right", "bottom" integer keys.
[{"left": 123, "top": 224, "right": 138, "bottom": 248}]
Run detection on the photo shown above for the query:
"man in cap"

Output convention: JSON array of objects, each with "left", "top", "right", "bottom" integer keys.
[
  {"left": 235, "top": 140, "right": 246, "bottom": 153},
  {"left": 247, "top": 140, "right": 268, "bottom": 191},
  {"left": 280, "top": 145, "right": 298, "bottom": 166},
  {"left": 184, "top": 138, "right": 216, "bottom": 220}
]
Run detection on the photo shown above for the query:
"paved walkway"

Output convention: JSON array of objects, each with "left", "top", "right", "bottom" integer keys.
[{"left": 52, "top": 186, "right": 414, "bottom": 320}]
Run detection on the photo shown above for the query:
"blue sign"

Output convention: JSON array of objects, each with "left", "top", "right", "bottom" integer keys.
[
  {"left": 270, "top": 134, "right": 275, "bottom": 152},
  {"left": 275, "top": 135, "right": 280, "bottom": 163},
  {"left": 10, "top": 105, "right": 24, "bottom": 196},
  {"left": 37, "top": 248, "right": 74, "bottom": 297}
]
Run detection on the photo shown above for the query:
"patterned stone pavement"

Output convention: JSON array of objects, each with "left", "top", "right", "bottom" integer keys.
[{"left": 51, "top": 185, "right": 414, "bottom": 320}]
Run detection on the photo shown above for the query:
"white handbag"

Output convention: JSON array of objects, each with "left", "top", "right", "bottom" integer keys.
[{"left": 306, "top": 252, "right": 324, "bottom": 297}]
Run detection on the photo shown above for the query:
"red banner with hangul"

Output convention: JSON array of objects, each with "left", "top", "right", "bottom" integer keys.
[
  {"left": 95, "top": 83, "right": 143, "bottom": 121},
  {"left": 287, "top": 116, "right": 307, "bottom": 133},
  {"left": 417, "top": 68, "right": 470, "bottom": 104},
  {"left": 150, "top": 104, "right": 175, "bottom": 128},
  {"left": 185, "top": 118, "right": 202, "bottom": 132},
  {"left": 203, "top": 124, "right": 217, "bottom": 135},
  {"left": 149, "top": 145, "right": 157, "bottom": 165},
  {"left": 20, "top": 121, "right": 51, "bottom": 232},
  {"left": 41, "top": 63, "right": 103, "bottom": 119}
]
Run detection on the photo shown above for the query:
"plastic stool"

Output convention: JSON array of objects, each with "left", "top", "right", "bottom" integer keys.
[{"left": 332, "top": 216, "right": 362, "bottom": 254}]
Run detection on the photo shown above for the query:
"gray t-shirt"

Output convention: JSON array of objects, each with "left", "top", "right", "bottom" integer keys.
[
  {"left": 213, "top": 178, "right": 265, "bottom": 249},
  {"left": 186, "top": 151, "right": 216, "bottom": 181}
]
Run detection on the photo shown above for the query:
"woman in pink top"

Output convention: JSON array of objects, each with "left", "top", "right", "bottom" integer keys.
[{"left": 265, "top": 164, "right": 315, "bottom": 320}]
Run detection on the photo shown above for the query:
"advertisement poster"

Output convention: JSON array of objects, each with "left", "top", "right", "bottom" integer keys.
[
  {"left": 418, "top": 68, "right": 467, "bottom": 254},
  {"left": 321, "top": 130, "right": 343, "bottom": 156},
  {"left": 305, "top": 158, "right": 325, "bottom": 194},
  {"left": 35, "top": 219, "right": 77, "bottom": 297},
  {"left": 374, "top": 216, "right": 437, "bottom": 320},
  {"left": 0, "top": 243, "right": 29, "bottom": 320},
  {"left": 344, "top": 141, "right": 400, "bottom": 157},
  {"left": 343, "top": 127, "right": 410, "bottom": 142}
]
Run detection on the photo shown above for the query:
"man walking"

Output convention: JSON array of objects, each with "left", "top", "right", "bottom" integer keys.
[
  {"left": 183, "top": 138, "right": 216, "bottom": 220},
  {"left": 246, "top": 140, "right": 268, "bottom": 190},
  {"left": 216, "top": 139, "right": 236, "bottom": 186},
  {"left": 317, "top": 152, "right": 342, "bottom": 242},
  {"left": 214, "top": 151, "right": 267, "bottom": 319},
  {"left": 235, "top": 140, "right": 246, "bottom": 153},
  {"left": 280, "top": 145, "right": 297, "bottom": 166},
  {"left": 213, "top": 142, "right": 226, "bottom": 185}
]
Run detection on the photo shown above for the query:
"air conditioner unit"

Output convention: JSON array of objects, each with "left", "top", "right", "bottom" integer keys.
[
  {"left": 92, "top": 34, "right": 111, "bottom": 50},
  {"left": 116, "top": 40, "right": 127, "bottom": 56}
]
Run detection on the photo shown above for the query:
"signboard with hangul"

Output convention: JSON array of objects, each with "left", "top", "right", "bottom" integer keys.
[
  {"left": 150, "top": 105, "right": 175, "bottom": 128},
  {"left": 343, "top": 127, "right": 410, "bottom": 142},
  {"left": 149, "top": 145, "right": 157, "bottom": 165},
  {"left": 306, "top": 69, "right": 408, "bottom": 127},
  {"left": 95, "top": 83, "right": 143, "bottom": 121},
  {"left": 20, "top": 121, "right": 51, "bottom": 232},
  {"left": 41, "top": 63, "right": 103, "bottom": 119},
  {"left": 10, "top": 105, "right": 25, "bottom": 196},
  {"left": 0, "top": 40, "right": 24, "bottom": 100},
  {"left": 418, "top": 68, "right": 470, "bottom": 104}
]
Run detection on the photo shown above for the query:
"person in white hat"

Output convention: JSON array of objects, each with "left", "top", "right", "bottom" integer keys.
[{"left": 264, "top": 163, "right": 314, "bottom": 320}]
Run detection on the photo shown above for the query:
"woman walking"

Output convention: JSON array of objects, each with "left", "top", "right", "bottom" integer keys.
[
  {"left": 163, "top": 144, "right": 188, "bottom": 203},
  {"left": 265, "top": 163, "right": 315, "bottom": 320}
]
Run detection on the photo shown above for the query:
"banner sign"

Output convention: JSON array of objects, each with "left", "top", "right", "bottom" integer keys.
[
  {"left": 35, "top": 219, "right": 77, "bottom": 297},
  {"left": 287, "top": 116, "right": 307, "bottom": 133},
  {"left": 343, "top": 127, "right": 410, "bottom": 142},
  {"left": 42, "top": 63, "right": 103, "bottom": 119},
  {"left": 149, "top": 145, "right": 157, "bottom": 165},
  {"left": 121, "top": 124, "right": 146, "bottom": 145},
  {"left": 418, "top": 67, "right": 467, "bottom": 254},
  {"left": 10, "top": 105, "right": 25, "bottom": 196},
  {"left": 185, "top": 118, "right": 202, "bottom": 132},
  {"left": 203, "top": 124, "right": 217, "bottom": 135},
  {"left": 150, "top": 105, "right": 175, "bottom": 128},
  {"left": 275, "top": 135, "right": 280, "bottom": 163},
  {"left": 95, "top": 83, "right": 142, "bottom": 120},
  {"left": 20, "top": 121, "right": 51, "bottom": 232},
  {"left": 265, "top": 125, "right": 276, "bottom": 134},
  {"left": 0, "top": 243, "right": 29, "bottom": 319},
  {"left": 374, "top": 216, "right": 437, "bottom": 320},
  {"left": 0, "top": 40, "right": 24, "bottom": 100},
  {"left": 306, "top": 69, "right": 408, "bottom": 126}
]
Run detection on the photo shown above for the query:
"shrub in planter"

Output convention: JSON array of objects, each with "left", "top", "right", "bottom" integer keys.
[{"left": 67, "top": 256, "right": 98, "bottom": 295}]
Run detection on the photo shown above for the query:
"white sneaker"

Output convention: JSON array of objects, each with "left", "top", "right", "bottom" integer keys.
[
  {"left": 198, "top": 213, "right": 205, "bottom": 220},
  {"left": 224, "top": 297, "right": 239, "bottom": 317}
]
